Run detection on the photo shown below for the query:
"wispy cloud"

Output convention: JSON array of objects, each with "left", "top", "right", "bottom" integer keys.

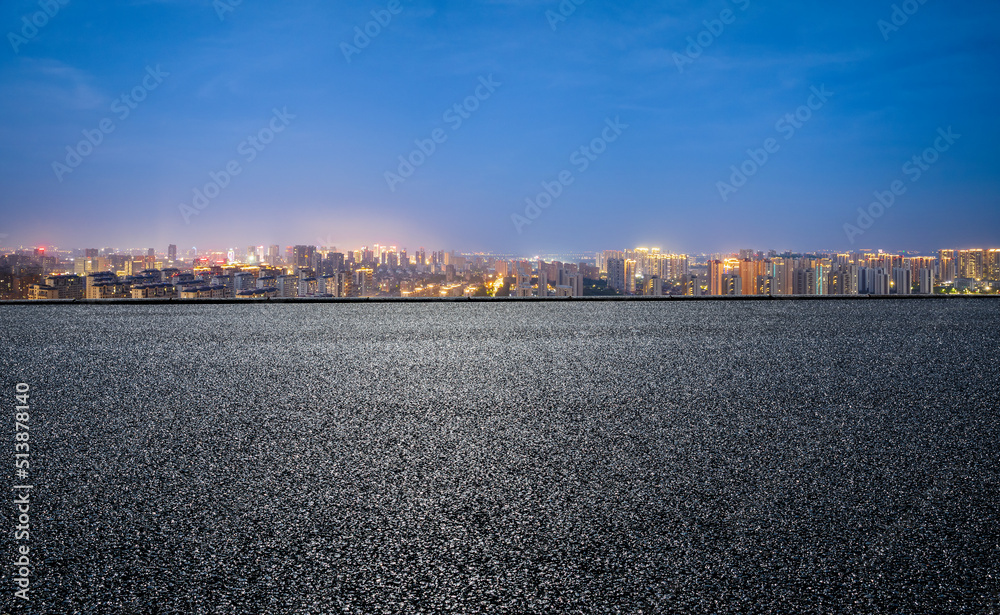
[{"left": 3, "top": 58, "right": 106, "bottom": 112}]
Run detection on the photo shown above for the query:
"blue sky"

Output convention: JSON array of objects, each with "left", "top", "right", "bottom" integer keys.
[{"left": 1, "top": 0, "right": 997, "bottom": 254}]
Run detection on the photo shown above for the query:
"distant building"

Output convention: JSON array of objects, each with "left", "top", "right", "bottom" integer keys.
[
  {"left": 918, "top": 268, "right": 934, "bottom": 295},
  {"left": 709, "top": 260, "right": 724, "bottom": 296},
  {"left": 275, "top": 275, "right": 297, "bottom": 298},
  {"left": 354, "top": 268, "right": 375, "bottom": 297},
  {"left": 179, "top": 286, "right": 226, "bottom": 299},
  {"left": 256, "top": 276, "right": 277, "bottom": 290},
  {"left": 292, "top": 245, "right": 317, "bottom": 273},
  {"left": 645, "top": 276, "right": 662, "bottom": 296},
  {"left": 938, "top": 250, "right": 956, "bottom": 283},
  {"left": 44, "top": 274, "right": 83, "bottom": 300},
  {"left": 299, "top": 277, "right": 319, "bottom": 297},
  {"left": 892, "top": 267, "right": 912, "bottom": 295},
  {"left": 739, "top": 259, "right": 762, "bottom": 295},
  {"left": 549, "top": 266, "right": 582, "bottom": 297},
  {"left": 132, "top": 284, "right": 177, "bottom": 299},
  {"left": 322, "top": 272, "right": 351, "bottom": 297},
  {"left": 606, "top": 258, "right": 627, "bottom": 293},
  {"left": 792, "top": 268, "right": 815, "bottom": 296},
  {"left": 722, "top": 273, "right": 741, "bottom": 296},
  {"left": 234, "top": 272, "right": 256, "bottom": 293},
  {"left": 957, "top": 249, "right": 984, "bottom": 280},
  {"left": 87, "top": 282, "right": 129, "bottom": 299},
  {"left": 513, "top": 263, "right": 532, "bottom": 297},
  {"left": 236, "top": 288, "right": 278, "bottom": 300},
  {"left": 682, "top": 274, "right": 702, "bottom": 296},
  {"left": 862, "top": 267, "right": 890, "bottom": 295},
  {"left": 28, "top": 284, "right": 60, "bottom": 300},
  {"left": 755, "top": 275, "right": 773, "bottom": 296},
  {"left": 827, "top": 265, "right": 859, "bottom": 296}
]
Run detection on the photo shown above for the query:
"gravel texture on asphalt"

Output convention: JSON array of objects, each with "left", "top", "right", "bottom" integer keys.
[{"left": 1, "top": 301, "right": 997, "bottom": 614}]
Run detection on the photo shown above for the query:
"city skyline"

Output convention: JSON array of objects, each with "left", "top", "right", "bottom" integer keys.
[
  {"left": 2, "top": 239, "right": 996, "bottom": 259},
  {"left": 4, "top": 239, "right": 1000, "bottom": 267},
  {"left": 1, "top": 2, "right": 998, "bottom": 253},
  {"left": 5, "top": 241, "right": 997, "bottom": 301}
]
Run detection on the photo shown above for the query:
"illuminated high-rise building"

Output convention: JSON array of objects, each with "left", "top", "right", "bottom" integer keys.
[
  {"left": 908, "top": 256, "right": 935, "bottom": 283},
  {"left": 664, "top": 254, "right": 689, "bottom": 281},
  {"left": 739, "top": 259, "right": 767, "bottom": 296},
  {"left": 708, "top": 260, "right": 724, "bottom": 296},
  {"left": 601, "top": 250, "right": 623, "bottom": 274},
  {"left": 988, "top": 250, "right": 1000, "bottom": 281},
  {"left": 624, "top": 259, "right": 636, "bottom": 294},
  {"left": 957, "top": 249, "right": 984, "bottom": 280},
  {"left": 814, "top": 261, "right": 829, "bottom": 295},
  {"left": 938, "top": 250, "right": 956, "bottom": 283},
  {"left": 738, "top": 259, "right": 754, "bottom": 295}
]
